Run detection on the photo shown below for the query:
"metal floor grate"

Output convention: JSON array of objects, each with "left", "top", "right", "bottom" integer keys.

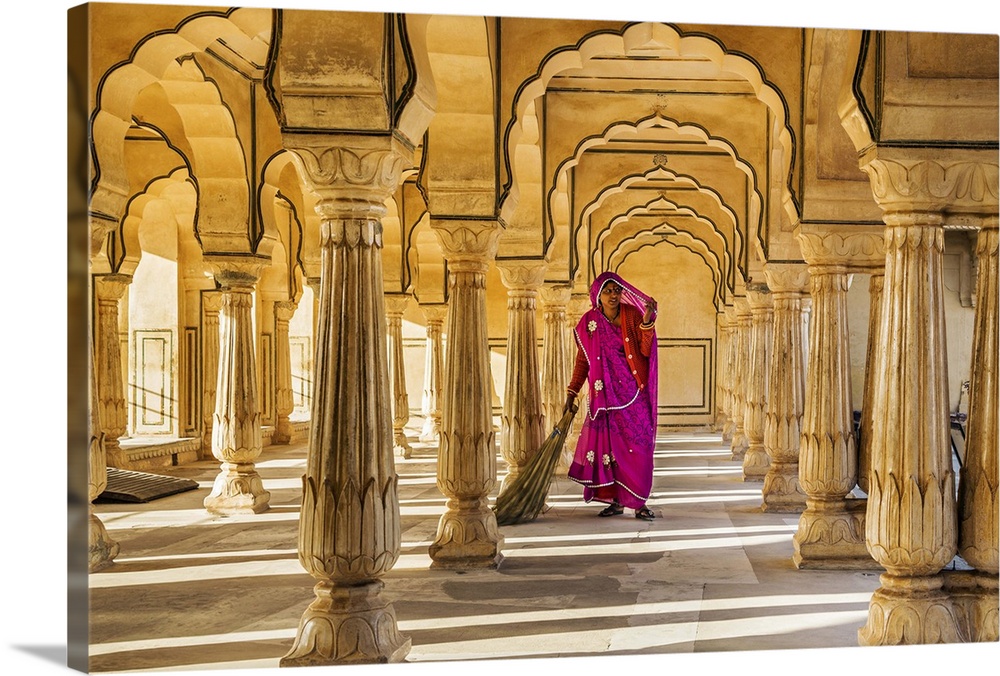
[{"left": 97, "top": 468, "right": 200, "bottom": 503}]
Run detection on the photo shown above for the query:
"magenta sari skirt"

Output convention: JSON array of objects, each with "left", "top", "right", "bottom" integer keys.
[{"left": 568, "top": 385, "right": 655, "bottom": 510}]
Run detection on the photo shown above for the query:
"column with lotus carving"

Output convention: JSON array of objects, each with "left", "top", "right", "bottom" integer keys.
[
  {"left": 203, "top": 259, "right": 271, "bottom": 516},
  {"left": 419, "top": 304, "right": 446, "bottom": 442},
  {"left": 946, "top": 216, "right": 999, "bottom": 643},
  {"left": 271, "top": 300, "right": 297, "bottom": 444},
  {"left": 761, "top": 263, "right": 809, "bottom": 512},
  {"left": 429, "top": 218, "right": 504, "bottom": 569},
  {"left": 497, "top": 261, "right": 547, "bottom": 493},
  {"left": 730, "top": 298, "right": 752, "bottom": 460},
  {"left": 95, "top": 274, "right": 130, "bottom": 467},
  {"left": 385, "top": 294, "right": 412, "bottom": 458},
  {"left": 743, "top": 284, "right": 773, "bottom": 481},
  {"left": 540, "top": 285, "right": 573, "bottom": 473}
]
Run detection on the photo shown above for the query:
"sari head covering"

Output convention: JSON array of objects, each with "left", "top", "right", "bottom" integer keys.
[{"left": 581, "top": 271, "right": 658, "bottom": 418}]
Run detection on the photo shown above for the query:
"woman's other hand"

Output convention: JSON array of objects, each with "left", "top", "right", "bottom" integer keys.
[{"left": 643, "top": 297, "right": 658, "bottom": 324}]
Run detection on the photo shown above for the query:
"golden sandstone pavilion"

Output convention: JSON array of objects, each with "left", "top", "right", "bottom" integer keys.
[{"left": 68, "top": 2, "right": 999, "bottom": 672}]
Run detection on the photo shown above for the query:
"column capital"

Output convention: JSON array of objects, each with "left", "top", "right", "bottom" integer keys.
[
  {"left": 274, "top": 300, "right": 298, "bottom": 322},
  {"left": 723, "top": 304, "right": 738, "bottom": 323},
  {"left": 763, "top": 262, "right": 810, "bottom": 295},
  {"left": 796, "top": 222, "right": 885, "bottom": 271},
  {"left": 284, "top": 133, "right": 411, "bottom": 216},
  {"left": 861, "top": 154, "right": 999, "bottom": 216},
  {"left": 745, "top": 283, "right": 772, "bottom": 310},
  {"left": 420, "top": 303, "right": 448, "bottom": 324},
  {"left": 94, "top": 273, "right": 132, "bottom": 300},
  {"left": 202, "top": 289, "right": 224, "bottom": 314},
  {"left": 205, "top": 256, "right": 268, "bottom": 290},
  {"left": 384, "top": 293, "right": 410, "bottom": 317},
  {"left": 497, "top": 260, "right": 548, "bottom": 291},
  {"left": 540, "top": 284, "right": 572, "bottom": 307},
  {"left": 567, "top": 292, "right": 592, "bottom": 321},
  {"left": 734, "top": 296, "right": 752, "bottom": 317},
  {"left": 430, "top": 218, "right": 503, "bottom": 263}
]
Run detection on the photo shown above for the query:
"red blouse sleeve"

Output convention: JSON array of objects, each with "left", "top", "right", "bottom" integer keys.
[{"left": 567, "top": 341, "right": 588, "bottom": 395}]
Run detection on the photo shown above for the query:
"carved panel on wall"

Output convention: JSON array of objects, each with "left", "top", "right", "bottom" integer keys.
[
  {"left": 183, "top": 327, "right": 199, "bottom": 436},
  {"left": 290, "top": 336, "right": 312, "bottom": 412},
  {"left": 657, "top": 338, "right": 714, "bottom": 420},
  {"left": 131, "top": 329, "right": 174, "bottom": 435}
]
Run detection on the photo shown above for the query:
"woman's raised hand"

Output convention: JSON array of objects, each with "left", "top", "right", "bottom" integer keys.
[{"left": 643, "top": 297, "right": 658, "bottom": 324}]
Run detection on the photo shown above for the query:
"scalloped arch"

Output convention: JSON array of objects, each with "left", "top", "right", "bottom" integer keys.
[{"left": 91, "top": 8, "right": 270, "bottom": 254}]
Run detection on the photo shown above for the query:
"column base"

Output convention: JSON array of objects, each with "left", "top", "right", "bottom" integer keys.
[
  {"left": 281, "top": 580, "right": 411, "bottom": 666},
  {"left": 271, "top": 417, "right": 294, "bottom": 445},
  {"left": 761, "top": 462, "right": 806, "bottom": 513},
  {"left": 944, "top": 569, "right": 1000, "bottom": 642},
  {"left": 89, "top": 509, "right": 120, "bottom": 573},
  {"left": 419, "top": 416, "right": 440, "bottom": 443},
  {"left": 393, "top": 429, "right": 412, "bottom": 459},
  {"left": 792, "top": 498, "right": 879, "bottom": 569},
  {"left": 204, "top": 462, "right": 271, "bottom": 515},
  {"left": 859, "top": 573, "right": 964, "bottom": 645},
  {"left": 429, "top": 497, "right": 504, "bottom": 570},
  {"left": 742, "top": 444, "right": 769, "bottom": 482},
  {"left": 730, "top": 431, "right": 749, "bottom": 460}
]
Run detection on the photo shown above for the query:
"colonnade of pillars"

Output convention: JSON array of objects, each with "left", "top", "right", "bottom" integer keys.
[{"left": 87, "top": 149, "right": 997, "bottom": 660}]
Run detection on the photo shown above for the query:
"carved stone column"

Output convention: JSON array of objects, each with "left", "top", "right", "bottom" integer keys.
[
  {"left": 89, "top": 345, "right": 119, "bottom": 572},
  {"left": 714, "top": 311, "right": 729, "bottom": 434},
  {"left": 858, "top": 272, "right": 885, "bottom": 495},
  {"left": 428, "top": 218, "right": 504, "bottom": 569},
  {"left": 94, "top": 274, "right": 130, "bottom": 467},
  {"left": 385, "top": 294, "right": 412, "bottom": 459},
  {"left": 564, "top": 292, "right": 591, "bottom": 455},
  {"left": 203, "top": 260, "right": 271, "bottom": 516},
  {"left": 743, "top": 284, "right": 773, "bottom": 482},
  {"left": 948, "top": 216, "right": 999, "bottom": 643},
  {"left": 271, "top": 300, "right": 297, "bottom": 445},
  {"left": 943, "top": 216, "right": 1000, "bottom": 642},
  {"left": 721, "top": 305, "right": 738, "bottom": 443},
  {"left": 540, "top": 284, "right": 573, "bottom": 473},
  {"left": 761, "top": 263, "right": 810, "bottom": 512},
  {"left": 856, "top": 157, "right": 998, "bottom": 645},
  {"left": 793, "top": 227, "right": 869, "bottom": 569},
  {"left": 280, "top": 137, "right": 411, "bottom": 665},
  {"left": 730, "top": 298, "right": 752, "bottom": 460},
  {"left": 497, "top": 260, "right": 547, "bottom": 494},
  {"left": 419, "top": 304, "right": 446, "bottom": 443},
  {"left": 201, "top": 291, "right": 223, "bottom": 457}
]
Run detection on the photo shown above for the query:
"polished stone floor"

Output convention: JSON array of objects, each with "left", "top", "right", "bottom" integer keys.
[{"left": 85, "top": 428, "right": 991, "bottom": 675}]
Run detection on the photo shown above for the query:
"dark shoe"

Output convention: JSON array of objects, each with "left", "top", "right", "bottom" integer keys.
[
  {"left": 635, "top": 507, "right": 655, "bottom": 521},
  {"left": 598, "top": 503, "right": 624, "bottom": 517}
]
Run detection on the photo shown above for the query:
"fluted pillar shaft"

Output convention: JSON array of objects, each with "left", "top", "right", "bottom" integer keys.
[
  {"left": 201, "top": 291, "right": 223, "bottom": 457},
  {"left": 95, "top": 274, "right": 130, "bottom": 467},
  {"left": 793, "top": 263, "right": 869, "bottom": 568},
  {"left": 271, "top": 300, "right": 297, "bottom": 445},
  {"left": 948, "top": 218, "right": 1000, "bottom": 643},
  {"left": 280, "top": 137, "right": 411, "bottom": 666},
  {"left": 564, "top": 293, "right": 592, "bottom": 454},
  {"left": 429, "top": 219, "right": 504, "bottom": 569},
  {"left": 203, "top": 260, "right": 270, "bottom": 515},
  {"left": 721, "top": 305, "right": 738, "bottom": 443},
  {"left": 419, "top": 305, "right": 446, "bottom": 443},
  {"left": 89, "top": 342, "right": 119, "bottom": 572},
  {"left": 743, "top": 284, "right": 773, "bottom": 482},
  {"left": 730, "top": 299, "right": 752, "bottom": 460},
  {"left": 860, "top": 212, "right": 962, "bottom": 644},
  {"left": 385, "top": 294, "right": 412, "bottom": 459},
  {"left": 540, "top": 285, "right": 573, "bottom": 473},
  {"left": 497, "top": 261, "right": 548, "bottom": 493},
  {"left": 714, "top": 311, "right": 729, "bottom": 434},
  {"left": 761, "top": 263, "right": 810, "bottom": 512},
  {"left": 858, "top": 273, "right": 885, "bottom": 495}
]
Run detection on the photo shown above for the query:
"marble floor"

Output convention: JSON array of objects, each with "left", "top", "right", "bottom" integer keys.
[{"left": 84, "top": 429, "right": 990, "bottom": 676}]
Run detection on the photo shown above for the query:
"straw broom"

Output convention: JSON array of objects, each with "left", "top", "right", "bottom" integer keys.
[{"left": 493, "top": 403, "right": 579, "bottom": 526}]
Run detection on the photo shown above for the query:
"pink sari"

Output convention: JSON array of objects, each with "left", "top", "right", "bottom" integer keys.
[{"left": 567, "top": 273, "right": 658, "bottom": 510}]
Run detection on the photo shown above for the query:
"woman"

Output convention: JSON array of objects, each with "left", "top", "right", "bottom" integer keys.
[{"left": 564, "top": 272, "right": 658, "bottom": 521}]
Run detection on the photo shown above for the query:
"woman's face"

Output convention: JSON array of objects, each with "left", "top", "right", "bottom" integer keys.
[{"left": 599, "top": 282, "right": 623, "bottom": 314}]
